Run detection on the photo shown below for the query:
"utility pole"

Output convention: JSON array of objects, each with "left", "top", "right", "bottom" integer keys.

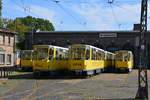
[{"left": 136, "top": 0, "right": 148, "bottom": 99}]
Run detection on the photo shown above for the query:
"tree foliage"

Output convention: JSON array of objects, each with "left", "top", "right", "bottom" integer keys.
[{"left": 5, "top": 16, "right": 55, "bottom": 49}]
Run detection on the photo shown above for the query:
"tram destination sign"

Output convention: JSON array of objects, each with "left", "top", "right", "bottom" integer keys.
[{"left": 99, "top": 33, "right": 117, "bottom": 38}]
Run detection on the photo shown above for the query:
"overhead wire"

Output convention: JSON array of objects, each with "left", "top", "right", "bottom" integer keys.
[
  {"left": 10, "top": 0, "right": 143, "bottom": 30},
  {"left": 49, "top": 0, "right": 88, "bottom": 29},
  {"left": 109, "top": 2, "right": 121, "bottom": 29},
  {"left": 11, "top": 0, "right": 37, "bottom": 17}
]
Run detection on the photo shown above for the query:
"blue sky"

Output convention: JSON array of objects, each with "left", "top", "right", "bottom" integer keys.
[{"left": 3, "top": 0, "right": 150, "bottom": 31}]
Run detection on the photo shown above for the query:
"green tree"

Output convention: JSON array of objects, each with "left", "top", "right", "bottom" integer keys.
[
  {"left": 7, "top": 19, "right": 29, "bottom": 49},
  {"left": 16, "top": 16, "right": 55, "bottom": 31},
  {"left": 6, "top": 16, "right": 55, "bottom": 49}
]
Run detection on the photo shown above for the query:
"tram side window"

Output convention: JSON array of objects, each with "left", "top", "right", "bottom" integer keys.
[
  {"left": 123, "top": 53, "right": 130, "bottom": 61},
  {"left": 92, "top": 49, "right": 96, "bottom": 60},
  {"left": 33, "top": 51, "right": 37, "bottom": 60},
  {"left": 97, "top": 51, "right": 104, "bottom": 60},
  {"left": 37, "top": 48, "right": 48, "bottom": 60},
  {"left": 55, "top": 49, "right": 61, "bottom": 60},
  {"left": 62, "top": 50, "right": 68, "bottom": 60},
  {"left": 115, "top": 52, "right": 123, "bottom": 61},
  {"left": 71, "top": 48, "right": 85, "bottom": 60},
  {"left": 49, "top": 48, "right": 54, "bottom": 60},
  {"left": 106, "top": 54, "right": 110, "bottom": 61},
  {"left": 65, "top": 51, "right": 68, "bottom": 60},
  {"left": 55, "top": 49, "right": 68, "bottom": 60},
  {"left": 86, "top": 49, "right": 90, "bottom": 60}
]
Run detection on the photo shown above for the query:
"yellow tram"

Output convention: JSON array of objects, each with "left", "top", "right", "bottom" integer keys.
[
  {"left": 33, "top": 45, "right": 68, "bottom": 75},
  {"left": 20, "top": 50, "right": 34, "bottom": 71},
  {"left": 68, "top": 44, "right": 115, "bottom": 75},
  {"left": 115, "top": 50, "right": 133, "bottom": 72}
]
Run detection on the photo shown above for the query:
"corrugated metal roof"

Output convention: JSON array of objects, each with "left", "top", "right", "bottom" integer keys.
[{"left": 35, "top": 30, "right": 141, "bottom": 34}]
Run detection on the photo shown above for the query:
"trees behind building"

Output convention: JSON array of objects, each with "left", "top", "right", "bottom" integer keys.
[{"left": 2, "top": 16, "right": 55, "bottom": 49}]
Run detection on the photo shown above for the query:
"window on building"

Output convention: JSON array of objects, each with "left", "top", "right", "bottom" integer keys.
[
  {"left": 3, "top": 35, "right": 5, "bottom": 44},
  {"left": 0, "top": 54, "right": 5, "bottom": 64},
  {"left": 7, "top": 54, "right": 11, "bottom": 65},
  {"left": 8, "top": 36, "right": 11, "bottom": 45}
]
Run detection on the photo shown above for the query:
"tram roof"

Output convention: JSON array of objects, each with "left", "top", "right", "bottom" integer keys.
[
  {"left": 70, "top": 44, "right": 107, "bottom": 52},
  {"left": 33, "top": 45, "right": 68, "bottom": 50},
  {"left": 35, "top": 30, "right": 140, "bottom": 34},
  {"left": 115, "top": 50, "right": 133, "bottom": 54}
]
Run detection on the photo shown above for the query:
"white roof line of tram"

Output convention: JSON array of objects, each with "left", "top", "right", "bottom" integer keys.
[
  {"left": 115, "top": 50, "right": 132, "bottom": 54},
  {"left": 88, "top": 45, "right": 105, "bottom": 52},
  {"left": 87, "top": 45, "right": 114, "bottom": 54},
  {"left": 76, "top": 44, "right": 110, "bottom": 53},
  {"left": 71, "top": 44, "right": 111, "bottom": 53},
  {"left": 49, "top": 45, "right": 68, "bottom": 50},
  {"left": 35, "top": 30, "right": 141, "bottom": 33},
  {"left": 34, "top": 45, "right": 68, "bottom": 50}
]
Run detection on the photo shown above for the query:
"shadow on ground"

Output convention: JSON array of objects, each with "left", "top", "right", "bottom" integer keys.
[
  {"left": 7, "top": 71, "right": 130, "bottom": 80},
  {"left": 8, "top": 72, "right": 89, "bottom": 80}
]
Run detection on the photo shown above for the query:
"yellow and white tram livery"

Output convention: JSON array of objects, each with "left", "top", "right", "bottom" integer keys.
[
  {"left": 68, "top": 44, "right": 113, "bottom": 75},
  {"left": 115, "top": 50, "right": 133, "bottom": 72},
  {"left": 33, "top": 45, "right": 68, "bottom": 74},
  {"left": 20, "top": 50, "right": 34, "bottom": 71}
]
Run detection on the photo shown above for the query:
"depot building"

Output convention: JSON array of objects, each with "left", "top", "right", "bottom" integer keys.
[{"left": 25, "top": 24, "right": 150, "bottom": 68}]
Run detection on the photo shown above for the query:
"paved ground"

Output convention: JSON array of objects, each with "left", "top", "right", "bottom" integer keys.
[{"left": 0, "top": 70, "right": 149, "bottom": 100}]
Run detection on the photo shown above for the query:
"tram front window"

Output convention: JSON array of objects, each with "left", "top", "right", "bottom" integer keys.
[
  {"left": 21, "top": 51, "right": 32, "bottom": 60},
  {"left": 115, "top": 52, "right": 123, "bottom": 61},
  {"left": 123, "top": 53, "right": 130, "bottom": 61},
  {"left": 71, "top": 48, "right": 86, "bottom": 60},
  {"left": 37, "top": 48, "right": 48, "bottom": 60},
  {"left": 115, "top": 52, "right": 130, "bottom": 61}
]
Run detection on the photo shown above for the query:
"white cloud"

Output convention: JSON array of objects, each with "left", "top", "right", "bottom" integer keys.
[
  {"left": 72, "top": 2, "right": 141, "bottom": 30},
  {"left": 29, "top": 5, "right": 55, "bottom": 21},
  {"left": 6, "top": 0, "right": 150, "bottom": 30},
  {"left": 15, "top": 4, "right": 55, "bottom": 22}
]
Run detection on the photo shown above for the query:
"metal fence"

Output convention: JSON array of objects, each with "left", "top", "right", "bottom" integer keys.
[{"left": 0, "top": 66, "right": 17, "bottom": 78}]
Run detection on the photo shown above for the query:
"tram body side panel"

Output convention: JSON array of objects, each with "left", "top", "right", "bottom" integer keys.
[
  {"left": 33, "top": 60, "right": 68, "bottom": 71},
  {"left": 21, "top": 60, "right": 33, "bottom": 68},
  {"left": 33, "top": 60, "right": 49, "bottom": 71},
  {"left": 68, "top": 60, "right": 85, "bottom": 71},
  {"left": 115, "top": 60, "right": 133, "bottom": 69},
  {"left": 84, "top": 60, "right": 105, "bottom": 70},
  {"left": 68, "top": 60, "right": 105, "bottom": 71},
  {"left": 50, "top": 60, "right": 68, "bottom": 70}
]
